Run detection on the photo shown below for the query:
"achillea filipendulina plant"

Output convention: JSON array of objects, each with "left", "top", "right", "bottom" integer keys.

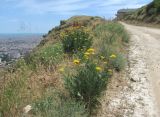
[
  {"left": 64, "top": 61, "right": 109, "bottom": 113},
  {"left": 61, "top": 28, "right": 92, "bottom": 54}
]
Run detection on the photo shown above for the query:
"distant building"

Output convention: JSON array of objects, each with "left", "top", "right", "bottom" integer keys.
[{"left": 116, "top": 9, "right": 137, "bottom": 20}]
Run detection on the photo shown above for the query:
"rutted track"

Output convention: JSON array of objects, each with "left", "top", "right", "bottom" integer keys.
[{"left": 122, "top": 22, "right": 160, "bottom": 117}]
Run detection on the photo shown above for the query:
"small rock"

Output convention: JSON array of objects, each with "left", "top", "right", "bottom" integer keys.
[
  {"left": 130, "top": 78, "right": 137, "bottom": 82},
  {"left": 23, "top": 105, "right": 32, "bottom": 114}
]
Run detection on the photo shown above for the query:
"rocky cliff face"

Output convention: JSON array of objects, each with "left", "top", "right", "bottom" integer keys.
[{"left": 117, "top": 2, "right": 160, "bottom": 25}]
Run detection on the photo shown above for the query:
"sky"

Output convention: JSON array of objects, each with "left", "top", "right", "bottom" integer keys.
[{"left": 0, "top": 0, "right": 152, "bottom": 33}]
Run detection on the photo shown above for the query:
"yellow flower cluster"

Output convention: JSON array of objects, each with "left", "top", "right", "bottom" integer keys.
[
  {"left": 108, "top": 69, "right": 112, "bottom": 74},
  {"left": 83, "top": 48, "right": 95, "bottom": 60},
  {"left": 87, "top": 48, "right": 95, "bottom": 54},
  {"left": 100, "top": 56, "right": 105, "bottom": 60},
  {"left": 110, "top": 54, "right": 116, "bottom": 59},
  {"left": 59, "top": 67, "right": 64, "bottom": 72},
  {"left": 73, "top": 59, "right": 80, "bottom": 65},
  {"left": 96, "top": 67, "right": 102, "bottom": 72}
]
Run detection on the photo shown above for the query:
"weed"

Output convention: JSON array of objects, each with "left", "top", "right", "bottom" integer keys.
[{"left": 32, "top": 92, "right": 88, "bottom": 117}]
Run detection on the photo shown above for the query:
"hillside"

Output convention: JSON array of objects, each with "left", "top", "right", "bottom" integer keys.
[
  {"left": 117, "top": 1, "right": 160, "bottom": 26},
  {"left": 0, "top": 16, "right": 129, "bottom": 117}
]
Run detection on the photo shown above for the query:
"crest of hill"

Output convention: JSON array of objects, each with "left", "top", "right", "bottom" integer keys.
[{"left": 39, "top": 16, "right": 104, "bottom": 46}]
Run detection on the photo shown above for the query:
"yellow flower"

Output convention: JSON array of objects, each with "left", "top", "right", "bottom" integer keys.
[
  {"left": 100, "top": 56, "right": 105, "bottom": 59},
  {"left": 104, "top": 61, "right": 108, "bottom": 64},
  {"left": 108, "top": 69, "right": 112, "bottom": 74},
  {"left": 110, "top": 54, "right": 116, "bottom": 59},
  {"left": 87, "top": 48, "right": 95, "bottom": 53},
  {"left": 59, "top": 68, "right": 64, "bottom": 72},
  {"left": 84, "top": 55, "right": 89, "bottom": 60},
  {"left": 73, "top": 59, "right": 80, "bottom": 65},
  {"left": 84, "top": 52, "right": 90, "bottom": 56},
  {"left": 96, "top": 67, "right": 102, "bottom": 72}
]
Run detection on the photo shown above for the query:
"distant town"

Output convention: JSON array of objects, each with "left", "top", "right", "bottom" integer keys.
[{"left": 0, "top": 34, "right": 43, "bottom": 68}]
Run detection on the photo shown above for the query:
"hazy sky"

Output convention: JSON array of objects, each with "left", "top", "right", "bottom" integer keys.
[{"left": 0, "top": 0, "right": 152, "bottom": 33}]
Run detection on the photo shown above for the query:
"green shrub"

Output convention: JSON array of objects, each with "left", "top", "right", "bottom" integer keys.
[
  {"left": 154, "top": 0, "right": 160, "bottom": 9},
  {"left": 110, "top": 54, "right": 125, "bottom": 72},
  {"left": 32, "top": 95, "right": 88, "bottom": 117},
  {"left": 64, "top": 61, "right": 108, "bottom": 112},
  {"left": 25, "top": 43, "right": 63, "bottom": 69},
  {"left": 62, "top": 28, "right": 92, "bottom": 54}
]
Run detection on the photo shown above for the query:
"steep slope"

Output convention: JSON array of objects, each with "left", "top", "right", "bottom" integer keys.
[
  {"left": 118, "top": 1, "right": 160, "bottom": 26},
  {"left": 0, "top": 16, "right": 129, "bottom": 117}
]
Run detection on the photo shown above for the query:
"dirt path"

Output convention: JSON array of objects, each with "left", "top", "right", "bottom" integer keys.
[
  {"left": 122, "top": 22, "right": 160, "bottom": 116},
  {"left": 97, "top": 23, "right": 160, "bottom": 117}
]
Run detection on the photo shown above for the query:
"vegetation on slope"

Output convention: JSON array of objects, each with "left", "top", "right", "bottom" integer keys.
[
  {"left": 121, "top": 0, "right": 160, "bottom": 25},
  {"left": 0, "top": 16, "right": 129, "bottom": 117}
]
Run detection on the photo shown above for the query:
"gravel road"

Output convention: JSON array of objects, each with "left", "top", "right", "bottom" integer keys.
[{"left": 122, "top": 22, "right": 160, "bottom": 117}]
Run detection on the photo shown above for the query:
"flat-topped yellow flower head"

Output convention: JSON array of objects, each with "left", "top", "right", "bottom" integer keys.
[
  {"left": 108, "top": 69, "right": 112, "bottom": 74},
  {"left": 84, "top": 55, "right": 89, "bottom": 60},
  {"left": 103, "top": 61, "right": 108, "bottom": 64},
  {"left": 59, "top": 68, "right": 64, "bottom": 72},
  {"left": 100, "top": 56, "right": 105, "bottom": 59},
  {"left": 110, "top": 54, "right": 116, "bottom": 59},
  {"left": 73, "top": 59, "right": 80, "bottom": 65},
  {"left": 87, "top": 48, "right": 95, "bottom": 54},
  {"left": 96, "top": 67, "right": 102, "bottom": 72},
  {"left": 84, "top": 52, "right": 90, "bottom": 56}
]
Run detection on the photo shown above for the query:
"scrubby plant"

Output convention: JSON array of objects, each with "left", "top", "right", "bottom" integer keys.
[
  {"left": 32, "top": 94, "right": 88, "bottom": 117},
  {"left": 64, "top": 61, "right": 109, "bottom": 112},
  {"left": 25, "top": 43, "right": 63, "bottom": 69},
  {"left": 61, "top": 28, "right": 92, "bottom": 54},
  {"left": 109, "top": 54, "right": 125, "bottom": 72},
  {"left": 154, "top": 0, "right": 160, "bottom": 9}
]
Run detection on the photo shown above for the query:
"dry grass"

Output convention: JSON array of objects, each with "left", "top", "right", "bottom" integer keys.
[{"left": 0, "top": 17, "right": 129, "bottom": 117}]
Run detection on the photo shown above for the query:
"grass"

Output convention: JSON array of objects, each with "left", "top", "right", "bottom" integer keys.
[
  {"left": 25, "top": 43, "right": 64, "bottom": 70},
  {"left": 32, "top": 90, "right": 88, "bottom": 117},
  {"left": 0, "top": 16, "right": 129, "bottom": 117}
]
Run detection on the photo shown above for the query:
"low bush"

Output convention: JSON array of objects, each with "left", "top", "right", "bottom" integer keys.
[
  {"left": 110, "top": 54, "right": 125, "bottom": 72},
  {"left": 62, "top": 28, "right": 92, "bottom": 54},
  {"left": 64, "top": 61, "right": 109, "bottom": 112}
]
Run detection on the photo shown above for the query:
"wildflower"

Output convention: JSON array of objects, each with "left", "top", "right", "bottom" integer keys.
[
  {"left": 84, "top": 52, "right": 90, "bottom": 56},
  {"left": 108, "top": 69, "right": 112, "bottom": 74},
  {"left": 104, "top": 61, "right": 108, "bottom": 64},
  {"left": 110, "top": 54, "right": 117, "bottom": 59},
  {"left": 73, "top": 59, "right": 80, "bottom": 65},
  {"left": 100, "top": 56, "right": 105, "bottom": 59},
  {"left": 59, "top": 68, "right": 64, "bottom": 72},
  {"left": 84, "top": 55, "right": 89, "bottom": 60},
  {"left": 87, "top": 48, "right": 95, "bottom": 53},
  {"left": 96, "top": 67, "right": 102, "bottom": 72}
]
